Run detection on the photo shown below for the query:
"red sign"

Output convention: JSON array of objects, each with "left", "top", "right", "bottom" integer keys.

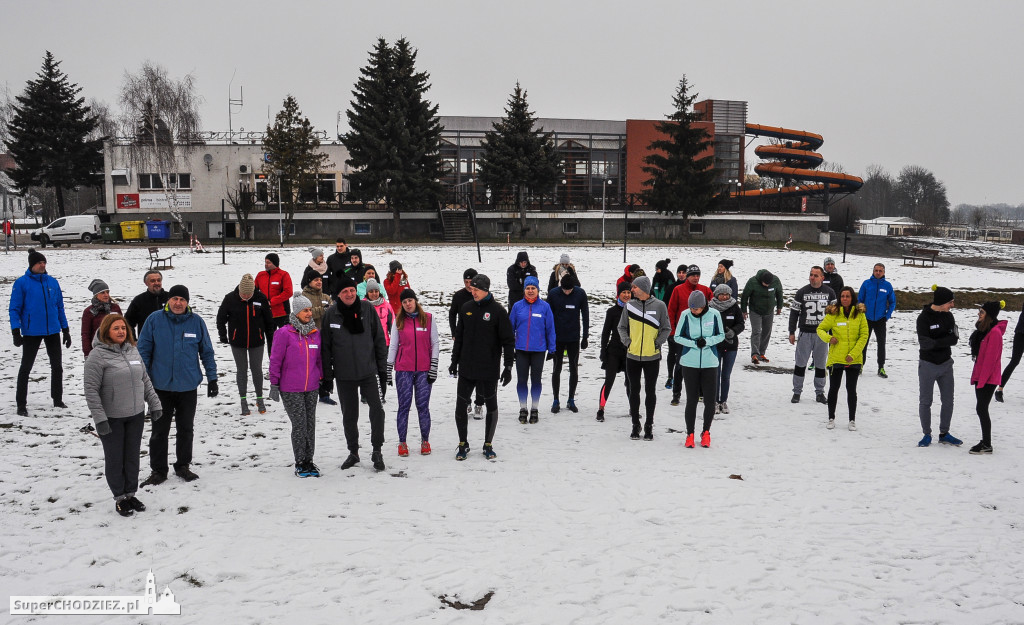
[
  {"left": 117, "top": 193, "right": 140, "bottom": 209},
  {"left": 801, "top": 197, "right": 807, "bottom": 212}
]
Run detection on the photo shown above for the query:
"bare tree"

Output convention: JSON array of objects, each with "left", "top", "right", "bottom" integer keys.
[
  {"left": 87, "top": 98, "right": 118, "bottom": 141},
  {"left": 117, "top": 62, "right": 202, "bottom": 229},
  {"left": 224, "top": 183, "right": 254, "bottom": 241},
  {"left": 0, "top": 82, "right": 13, "bottom": 151}
]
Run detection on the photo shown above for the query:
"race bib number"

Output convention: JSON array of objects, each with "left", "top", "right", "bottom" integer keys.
[
  {"left": 330, "top": 323, "right": 341, "bottom": 329},
  {"left": 184, "top": 333, "right": 197, "bottom": 338}
]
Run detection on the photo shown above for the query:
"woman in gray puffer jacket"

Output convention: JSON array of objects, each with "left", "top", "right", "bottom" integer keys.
[{"left": 83, "top": 313, "right": 162, "bottom": 517}]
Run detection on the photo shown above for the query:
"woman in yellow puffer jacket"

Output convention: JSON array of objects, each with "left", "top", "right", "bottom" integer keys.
[{"left": 816, "top": 286, "right": 869, "bottom": 431}]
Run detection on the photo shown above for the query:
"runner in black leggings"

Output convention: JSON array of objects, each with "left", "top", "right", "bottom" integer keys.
[{"left": 597, "top": 282, "right": 633, "bottom": 422}]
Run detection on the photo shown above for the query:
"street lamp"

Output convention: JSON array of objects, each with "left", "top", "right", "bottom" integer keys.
[
  {"left": 601, "top": 178, "right": 613, "bottom": 247},
  {"left": 274, "top": 168, "right": 283, "bottom": 247}
]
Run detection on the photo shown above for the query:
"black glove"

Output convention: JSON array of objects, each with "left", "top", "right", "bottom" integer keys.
[
  {"left": 207, "top": 380, "right": 219, "bottom": 398},
  {"left": 96, "top": 421, "right": 112, "bottom": 437},
  {"left": 386, "top": 363, "right": 394, "bottom": 386},
  {"left": 580, "top": 337, "right": 589, "bottom": 350},
  {"left": 695, "top": 337, "right": 707, "bottom": 348},
  {"left": 599, "top": 348, "right": 607, "bottom": 363},
  {"left": 428, "top": 359, "right": 438, "bottom": 385},
  {"left": 61, "top": 327, "right": 72, "bottom": 348},
  {"left": 500, "top": 366, "right": 512, "bottom": 387},
  {"left": 725, "top": 329, "right": 735, "bottom": 341},
  {"left": 379, "top": 373, "right": 387, "bottom": 398},
  {"left": 12, "top": 328, "right": 23, "bottom": 347},
  {"left": 269, "top": 385, "right": 281, "bottom": 402},
  {"left": 449, "top": 362, "right": 458, "bottom": 377},
  {"left": 546, "top": 352, "right": 555, "bottom": 361}
]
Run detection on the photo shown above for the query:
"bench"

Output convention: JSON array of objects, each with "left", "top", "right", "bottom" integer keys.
[
  {"left": 148, "top": 247, "right": 175, "bottom": 270},
  {"left": 903, "top": 247, "right": 939, "bottom": 267}
]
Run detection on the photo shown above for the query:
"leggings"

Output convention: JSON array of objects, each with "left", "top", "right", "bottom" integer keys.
[
  {"left": 515, "top": 350, "right": 546, "bottom": 408},
  {"left": 975, "top": 383, "right": 996, "bottom": 445},
  {"left": 683, "top": 367, "right": 718, "bottom": 435},
  {"left": 827, "top": 364, "right": 861, "bottom": 421},
  {"left": 863, "top": 319, "right": 888, "bottom": 368},
  {"left": 599, "top": 353, "right": 630, "bottom": 409},
  {"left": 626, "top": 359, "right": 660, "bottom": 425},
  {"left": 396, "top": 371, "right": 431, "bottom": 442},
  {"left": 1001, "top": 332, "right": 1024, "bottom": 388},
  {"left": 231, "top": 345, "right": 265, "bottom": 398},
  {"left": 551, "top": 341, "right": 580, "bottom": 399},
  {"left": 282, "top": 389, "right": 318, "bottom": 464}
]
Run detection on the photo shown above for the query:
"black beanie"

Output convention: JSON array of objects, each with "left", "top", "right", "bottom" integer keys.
[
  {"left": 980, "top": 300, "right": 1005, "bottom": 319},
  {"left": 617, "top": 281, "right": 632, "bottom": 296},
  {"left": 655, "top": 258, "right": 670, "bottom": 271},
  {"left": 334, "top": 273, "right": 357, "bottom": 295},
  {"left": 463, "top": 268, "right": 478, "bottom": 281},
  {"left": 389, "top": 260, "right": 402, "bottom": 273},
  {"left": 168, "top": 284, "right": 190, "bottom": 302},
  {"left": 719, "top": 259, "right": 734, "bottom": 270},
  {"left": 399, "top": 288, "right": 417, "bottom": 302},
  {"left": 28, "top": 249, "right": 46, "bottom": 268},
  {"left": 470, "top": 274, "right": 491, "bottom": 292},
  {"left": 931, "top": 285, "right": 954, "bottom": 306},
  {"left": 265, "top": 253, "right": 280, "bottom": 268},
  {"left": 560, "top": 274, "right": 575, "bottom": 289},
  {"left": 676, "top": 264, "right": 688, "bottom": 274},
  {"left": 686, "top": 264, "right": 701, "bottom": 277}
]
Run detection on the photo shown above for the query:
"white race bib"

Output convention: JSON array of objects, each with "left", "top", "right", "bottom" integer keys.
[
  {"left": 566, "top": 305, "right": 576, "bottom": 309},
  {"left": 532, "top": 313, "right": 542, "bottom": 318},
  {"left": 309, "top": 344, "right": 319, "bottom": 349},
  {"left": 330, "top": 323, "right": 341, "bottom": 329},
  {"left": 184, "top": 333, "right": 197, "bottom": 338},
  {"left": 129, "top": 360, "right": 141, "bottom": 365},
  {"left": 837, "top": 323, "right": 847, "bottom": 327}
]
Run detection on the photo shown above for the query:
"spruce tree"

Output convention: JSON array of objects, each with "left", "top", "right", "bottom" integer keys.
[
  {"left": 478, "top": 83, "right": 562, "bottom": 238},
  {"left": 641, "top": 76, "right": 722, "bottom": 219},
  {"left": 7, "top": 52, "right": 101, "bottom": 218}
]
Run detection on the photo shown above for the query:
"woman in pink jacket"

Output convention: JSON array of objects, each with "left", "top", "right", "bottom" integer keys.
[
  {"left": 968, "top": 300, "right": 1007, "bottom": 455},
  {"left": 386, "top": 289, "right": 439, "bottom": 457},
  {"left": 269, "top": 292, "right": 323, "bottom": 477},
  {"left": 364, "top": 278, "right": 395, "bottom": 403}
]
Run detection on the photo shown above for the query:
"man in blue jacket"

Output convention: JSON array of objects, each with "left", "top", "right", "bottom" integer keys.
[
  {"left": 858, "top": 263, "right": 897, "bottom": 378},
  {"left": 547, "top": 274, "right": 590, "bottom": 413},
  {"left": 137, "top": 285, "right": 218, "bottom": 484},
  {"left": 9, "top": 250, "right": 71, "bottom": 416}
]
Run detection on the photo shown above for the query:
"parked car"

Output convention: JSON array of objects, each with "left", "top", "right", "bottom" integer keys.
[{"left": 30, "top": 215, "right": 102, "bottom": 246}]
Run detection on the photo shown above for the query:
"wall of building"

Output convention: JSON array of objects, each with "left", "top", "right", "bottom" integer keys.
[{"left": 623, "top": 119, "right": 715, "bottom": 195}]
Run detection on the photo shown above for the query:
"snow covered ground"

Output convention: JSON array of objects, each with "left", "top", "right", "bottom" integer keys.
[{"left": 2, "top": 242, "right": 1023, "bottom": 623}]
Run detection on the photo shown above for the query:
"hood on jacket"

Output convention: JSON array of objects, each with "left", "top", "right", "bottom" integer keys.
[{"left": 516, "top": 251, "right": 530, "bottom": 264}]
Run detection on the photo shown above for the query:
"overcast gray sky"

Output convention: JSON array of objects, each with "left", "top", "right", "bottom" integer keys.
[{"left": 5, "top": 0, "right": 1021, "bottom": 206}]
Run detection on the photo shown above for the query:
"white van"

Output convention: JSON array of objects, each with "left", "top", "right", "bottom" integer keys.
[{"left": 30, "top": 215, "right": 102, "bottom": 246}]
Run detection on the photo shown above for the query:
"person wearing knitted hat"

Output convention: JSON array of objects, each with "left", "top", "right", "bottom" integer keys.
[
  {"left": 301, "top": 272, "right": 336, "bottom": 406},
  {"left": 822, "top": 257, "right": 844, "bottom": 296},
  {"left": 344, "top": 249, "right": 367, "bottom": 283},
  {"left": 384, "top": 259, "right": 411, "bottom": 312},
  {"left": 269, "top": 291, "right": 323, "bottom": 477},
  {"left": 509, "top": 275, "right": 556, "bottom": 424},
  {"left": 363, "top": 277, "right": 396, "bottom": 403},
  {"left": 618, "top": 275, "right": 672, "bottom": 440},
  {"left": 789, "top": 266, "right": 836, "bottom": 404},
  {"left": 673, "top": 288, "right": 725, "bottom": 448},
  {"left": 10, "top": 249, "right": 71, "bottom": 416},
  {"left": 547, "top": 253, "right": 580, "bottom": 292},
  {"left": 255, "top": 252, "right": 293, "bottom": 358},
  {"left": 915, "top": 285, "right": 961, "bottom": 447},
  {"left": 124, "top": 270, "right": 169, "bottom": 340},
  {"left": 81, "top": 278, "right": 122, "bottom": 358},
  {"left": 709, "top": 259, "right": 739, "bottom": 300},
  {"left": 506, "top": 251, "right": 538, "bottom": 309},
  {"left": 217, "top": 273, "right": 274, "bottom": 416},
  {"left": 741, "top": 269, "right": 784, "bottom": 364},
  {"left": 968, "top": 300, "right": 1007, "bottom": 454},
  {"left": 651, "top": 259, "right": 676, "bottom": 303},
  {"left": 301, "top": 246, "right": 330, "bottom": 290},
  {"left": 662, "top": 263, "right": 689, "bottom": 390},
  {"left": 386, "top": 288, "right": 440, "bottom": 457},
  {"left": 548, "top": 273, "right": 590, "bottom": 413},
  {"left": 356, "top": 265, "right": 378, "bottom": 299},
  {"left": 137, "top": 284, "right": 217, "bottom": 485},
  {"left": 666, "top": 265, "right": 713, "bottom": 402},
  {"left": 596, "top": 281, "right": 633, "bottom": 422},
  {"left": 448, "top": 268, "right": 487, "bottom": 418},
  {"left": 709, "top": 282, "right": 744, "bottom": 415}
]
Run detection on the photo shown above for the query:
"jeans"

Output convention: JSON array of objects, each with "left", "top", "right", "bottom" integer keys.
[{"left": 717, "top": 350, "right": 738, "bottom": 402}]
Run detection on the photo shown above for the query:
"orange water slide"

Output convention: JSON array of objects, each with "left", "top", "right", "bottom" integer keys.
[{"left": 738, "top": 124, "right": 863, "bottom": 197}]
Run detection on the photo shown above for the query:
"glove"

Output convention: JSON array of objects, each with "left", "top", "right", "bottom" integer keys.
[
  {"left": 599, "top": 348, "right": 607, "bottom": 363},
  {"left": 725, "top": 329, "right": 735, "bottom": 341},
  {"left": 62, "top": 328, "right": 72, "bottom": 348},
  {"left": 150, "top": 410, "right": 163, "bottom": 422},
  {"left": 96, "top": 421, "right": 112, "bottom": 437},
  {"left": 500, "top": 366, "right": 513, "bottom": 387},
  {"left": 580, "top": 337, "right": 589, "bottom": 350},
  {"left": 12, "top": 328, "right": 23, "bottom": 347},
  {"left": 695, "top": 337, "right": 707, "bottom": 348},
  {"left": 449, "top": 362, "right": 458, "bottom": 377},
  {"left": 428, "top": 359, "right": 438, "bottom": 385},
  {"left": 269, "top": 385, "right": 281, "bottom": 402},
  {"left": 546, "top": 352, "right": 555, "bottom": 361},
  {"left": 386, "top": 363, "right": 394, "bottom": 386},
  {"left": 379, "top": 373, "right": 387, "bottom": 399},
  {"left": 207, "top": 380, "right": 219, "bottom": 398}
]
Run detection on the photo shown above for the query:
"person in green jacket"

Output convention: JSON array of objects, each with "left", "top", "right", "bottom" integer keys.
[
  {"left": 816, "top": 287, "right": 869, "bottom": 431},
  {"left": 741, "top": 269, "right": 784, "bottom": 364}
]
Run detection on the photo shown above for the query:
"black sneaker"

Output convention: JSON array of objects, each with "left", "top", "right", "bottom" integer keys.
[
  {"left": 815, "top": 393, "right": 827, "bottom": 405},
  {"left": 340, "top": 454, "right": 360, "bottom": 470},
  {"left": 529, "top": 408, "right": 539, "bottom": 424},
  {"left": 17, "top": 406, "right": 28, "bottom": 417},
  {"left": 53, "top": 400, "right": 68, "bottom": 409},
  {"left": 670, "top": 396, "right": 680, "bottom": 406},
  {"left": 519, "top": 408, "right": 528, "bottom": 424},
  {"left": 295, "top": 463, "right": 307, "bottom": 477},
  {"left": 127, "top": 497, "right": 146, "bottom": 512},
  {"left": 455, "top": 443, "right": 470, "bottom": 461},
  {"left": 791, "top": 394, "right": 800, "bottom": 404},
  {"left": 306, "top": 462, "right": 321, "bottom": 477},
  {"left": 969, "top": 442, "right": 993, "bottom": 455},
  {"left": 643, "top": 425, "right": 653, "bottom": 441},
  {"left": 995, "top": 389, "right": 1004, "bottom": 403},
  {"left": 371, "top": 451, "right": 386, "bottom": 472},
  {"left": 140, "top": 472, "right": 167, "bottom": 487},
  {"left": 115, "top": 499, "right": 134, "bottom": 517},
  {"left": 174, "top": 467, "right": 199, "bottom": 482},
  {"left": 482, "top": 444, "right": 497, "bottom": 460},
  {"left": 630, "top": 423, "right": 641, "bottom": 440},
  {"left": 567, "top": 398, "right": 579, "bottom": 413},
  {"left": 596, "top": 408, "right": 605, "bottom": 422}
]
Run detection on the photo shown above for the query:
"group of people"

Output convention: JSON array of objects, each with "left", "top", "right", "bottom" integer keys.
[{"left": 7, "top": 244, "right": 1021, "bottom": 518}]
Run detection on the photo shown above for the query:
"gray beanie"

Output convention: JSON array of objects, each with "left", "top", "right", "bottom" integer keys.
[
  {"left": 559, "top": 253, "right": 571, "bottom": 265},
  {"left": 291, "top": 291, "right": 312, "bottom": 312},
  {"left": 713, "top": 283, "right": 732, "bottom": 298},
  {"left": 824, "top": 256, "right": 835, "bottom": 266},
  {"left": 632, "top": 275, "right": 652, "bottom": 295},
  {"left": 688, "top": 290, "right": 707, "bottom": 309},
  {"left": 88, "top": 279, "right": 110, "bottom": 296},
  {"left": 310, "top": 247, "right": 324, "bottom": 260},
  {"left": 364, "top": 278, "right": 381, "bottom": 293}
]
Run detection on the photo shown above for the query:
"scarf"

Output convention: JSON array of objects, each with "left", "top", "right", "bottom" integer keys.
[
  {"left": 969, "top": 328, "right": 987, "bottom": 360},
  {"left": 90, "top": 296, "right": 113, "bottom": 316},
  {"left": 309, "top": 258, "right": 328, "bottom": 275},
  {"left": 525, "top": 293, "right": 538, "bottom": 304},
  {"left": 289, "top": 313, "right": 316, "bottom": 336},
  {"left": 338, "top": 298, "right": 364, "bottom": 334},
  {"left": 709, "top": 295, "right": 736, "bottom": 312},
  {"left": 368, "top": 294, "right": 388, "bottom": 308},
  {"left": 617, "top": 298, "right": 627, "bottom": 307}
]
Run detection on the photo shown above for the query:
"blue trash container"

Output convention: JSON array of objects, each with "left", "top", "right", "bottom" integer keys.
[{"left": 145, "top": 220, "right": 171, "bottom": 240}]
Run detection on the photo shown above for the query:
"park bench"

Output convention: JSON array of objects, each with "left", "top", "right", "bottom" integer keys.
[
  {"left": 148, "top": 247, "right": 175, "bottom": 270},
  {"left": 903, "top": 247, "right": 939, "bottom": 267}
]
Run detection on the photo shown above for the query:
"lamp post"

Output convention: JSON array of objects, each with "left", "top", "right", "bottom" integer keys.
[
  {"left": 601, "top": 178, "right": 612, "bottom": 247},
  {"left": 274, "top": 168, "right": 283, "bottom": 247}
]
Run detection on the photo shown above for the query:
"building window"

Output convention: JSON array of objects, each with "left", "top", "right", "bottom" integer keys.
[
  {"left": 354, "top": 222, "right": 371, "bottom": 235},
  {"left": 689, "top": 221, "right": 705, "bottom": 234},
  {"left": 496, "top": 221, "right": 513, "bottom": 235},
  {"left": 563, "top": 222, "right": 579, "bottom": 234},
  {"left": 139, "top": 173, "right": 191, "bottom": 190},
  {"left": 138, "top": 174, "right": 162, "bottom": 190},
  {"left": 627, "top": 222, "right": 642, "bottom": 235},
  {"left": 167, "top": 173, "right": 191, "bottom": 190},
  {"left": 749, "top": 222, "right": 764, "bottom": 235},
  {"left": 288, "top": 222, "right": 296, "bottom": 236}
]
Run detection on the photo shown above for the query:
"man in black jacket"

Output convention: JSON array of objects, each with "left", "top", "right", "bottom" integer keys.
[
  {"left": 822, "top": 257, "right": 845, "bottom": 295},
  {"left": 449, "top": 268, "right": 485, "bottom": 418},
  {"left": 547, "top": 275, "right": 590, "bottom": 413},
  {"left": 597, "top": 282, "right": 632, "bottom": 421},
  {"left": 124, "top": 270, "right": 170, "bottom": 339},
  {"left": 324, "top": 238, "right": 350, "bottom": 301},
  {"left": 506, "top": 251, "right": 537, "bottom": 309},
  {"left": 216, "top": 273, "right": 274, "bottom": 416},
  {"left": 450, "top": 274, "right": 515, "bottom": 461},
  {"left": 916, "top": 285, "right": 962, "bottom": 447}
]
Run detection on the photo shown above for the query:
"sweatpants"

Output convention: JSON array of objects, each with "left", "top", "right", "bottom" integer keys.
[
  {"left": 150, "top": 389, "right": 198, "bottom": 475},
  {"left": 231, "top": 345, "right": 265, "bottom": 399},
  {"left": 792, "top": 331, "right": 828, "bottom": 396},
  {"left": 626, "top": 358, "right": 660, "bottom": 425},
  {"left": 827, "top": 364, "right": 861, "bottom": 421},
  {"left": 16, "top": 332, "right": 63, "bottom": 408},
  {"left": 454, "top": 377, "right": 498, "bottom": 444},
  {"left": 282, "top": 389, "right": 318, "bottom": 464},
  {"left": 748, "top": 311, "right": 774, "bottom": 358},
  {"left": 863, "top": 319, "right": 888, "bottom": 368},
  {"left": 975, "top": 383, "right": 996, "bottom": 445},
  {"left": 336, "top": 376, "right": 385, "bottom": 455},
  {"left": 717, "top": 350, "right": 738, "bottom": 403},
  {"left": 515, "top": 350, "right": 546, "bottom": 409},
  {"left": 551, "top": 341, "right": 580, "bottom": 400},
  {"left": 919, "top": 359, "right": 955, "bottom": 436},
  {"left": 1000, "top": 332, "right": 1024, "bottom": 387},
  {"left": 599, "top": 353, "right": 630, "bottom": 409},
  {"left": 396, "top": 370, "right": 431, "bottom": 443},
  {"left": 683, "top": 366, "right": 718, "bottom": 434},
  {"left": 99, "top": 413, "right": 145, "bottom": 500}
]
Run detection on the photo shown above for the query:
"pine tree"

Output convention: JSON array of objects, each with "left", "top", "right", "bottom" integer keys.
[
  {"left": 6, "top": 52, "right": 101, "bottom": 218},
  {"left": 342, "top": 38, "right": 444, "bottom": 240},
  {"left": 263, "top": 95, "right": 332, "bottom": 242},
  {"left": 642, "top": 76, "right": 722, "bottom": 219},
  {"left": 478, "top": 83, "right": 562, "bottom": 238}
]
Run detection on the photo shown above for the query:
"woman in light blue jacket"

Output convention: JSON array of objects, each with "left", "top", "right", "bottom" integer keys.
[{"left": 672, "top": 290, "right": 725, "bottom": 449}]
